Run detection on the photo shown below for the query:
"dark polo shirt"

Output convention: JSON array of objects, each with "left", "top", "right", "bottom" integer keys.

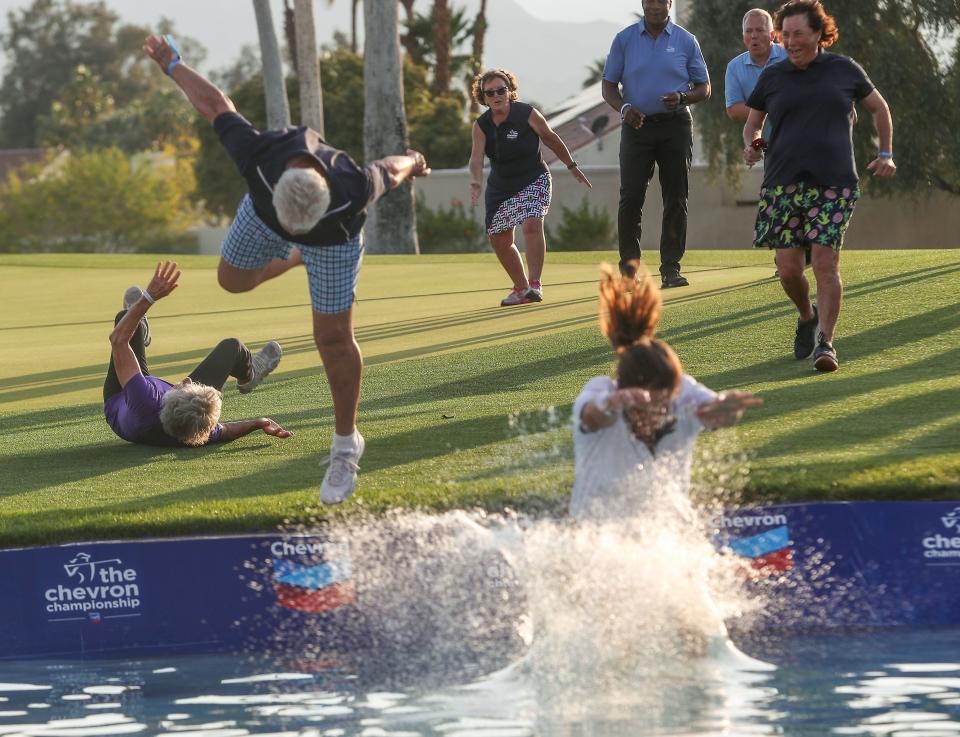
[
  {"left": 747, "top": 52, "right": 875, "bottom": 188},
  {"left": 477, "top": 101, "right": 547, "bottom": 195},
  {"left": 214, "top": 112, "right": 391, "bottom": 247}
]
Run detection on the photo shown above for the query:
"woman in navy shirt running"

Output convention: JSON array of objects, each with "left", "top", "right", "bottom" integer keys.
[
  {"left": 468, "top": 69, "right": 592, "bottom": 306},
  {"left": 743, "top": 0, "right": 895, "bottom": 372}
]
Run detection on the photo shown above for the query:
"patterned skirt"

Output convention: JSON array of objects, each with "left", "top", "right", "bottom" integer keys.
[{"left": 486, "top": 171, "right": 552, "bottom": 235}]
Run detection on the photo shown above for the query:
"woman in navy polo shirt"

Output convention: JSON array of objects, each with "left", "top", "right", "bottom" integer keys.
[
  {"left": 468, "top": 69, "right": 592, "bottom": 307},
  {"left": 743, "top": 0, "right": 896, "bottom": 372}
]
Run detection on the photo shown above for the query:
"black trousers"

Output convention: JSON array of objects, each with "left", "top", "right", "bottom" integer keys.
[
  {"left": 103, "top": 310, "right": 252, "bottom": 402},
  {"left": 617, "top": 117, "right": 693, "bottom": 278}
]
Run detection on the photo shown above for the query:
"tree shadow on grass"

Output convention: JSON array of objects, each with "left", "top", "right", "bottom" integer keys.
[
  {"left": 750, "top": 384, "right": 960, "bottom": 461},
  {"left": 697, "top": 301, "right": 960, "bottom": 391},
  {"left": 663, "top": 261, "right": 960, "bottom": 346},
  {"left": 0, "top": 267, "right": 789, "bottom": 407},
  {"left": 0, "top": 441, "right": 191, "bottom": 499},
  {"left": 0, "top": 408, "right": 565, "bottom": 546}
]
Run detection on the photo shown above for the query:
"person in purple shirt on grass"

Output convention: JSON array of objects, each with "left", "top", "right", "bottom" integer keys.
[{"left": 104, "top": 261, "right": 292, "bottom": 447}]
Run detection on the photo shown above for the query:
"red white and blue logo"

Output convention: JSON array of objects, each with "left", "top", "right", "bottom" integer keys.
[
  {"left": 272, "top": 558, "right": 355, "bottom": 613},
  {"left": 717, "top": 512, "right": 793, "bottom": 575},
  {"left": 727, "top": 525, "right": 793, "bottom": 574}
]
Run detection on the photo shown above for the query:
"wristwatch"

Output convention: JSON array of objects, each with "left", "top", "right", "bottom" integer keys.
[{"left": 677, "top": 91, "right": 687, "bottom": 106}]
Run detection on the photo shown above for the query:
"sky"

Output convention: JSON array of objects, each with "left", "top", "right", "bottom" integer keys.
[{"left": 0, "top": 0, "right": 651, "bottom": 76}]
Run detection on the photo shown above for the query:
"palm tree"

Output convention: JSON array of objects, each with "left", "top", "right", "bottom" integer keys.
[
  {"left": 293, "top": 0, "right": 324, "bottom": 136},
  {"left": 583, "top": 57, "right": 607, "bottom": 89},
  {"left": 252, "top": 0, "right": 290, "bottom": 128},
  {"left": 431, "top": 0, "right": 451, "bottom": 96},
  {"left": 363, "top": 0, "right": 418, "bottom": 254},
  {"left": 468, "top": 0, "right": 488, "bottom": 115},
  {"left": 398, "top": 0, "right": 417, "bottom": 58}
]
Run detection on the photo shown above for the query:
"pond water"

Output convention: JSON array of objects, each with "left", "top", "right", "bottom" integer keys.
[{"left": 2, "top": 628, "right": 960, "bottom": 736}]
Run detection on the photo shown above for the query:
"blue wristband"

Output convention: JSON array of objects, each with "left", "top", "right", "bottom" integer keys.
[
  {"left": 878, "top": 151, "right": 893, "bottom": 158},
  {"left": 164, "top": 34, "right": 182, "bottom": 76}
]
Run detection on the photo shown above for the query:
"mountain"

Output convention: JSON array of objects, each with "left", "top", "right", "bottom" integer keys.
[{"left": 473, "top": 0, "right": 624, "bottom": 109}]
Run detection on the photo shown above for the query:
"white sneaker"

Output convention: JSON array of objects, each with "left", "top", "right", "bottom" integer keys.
[
  {"left": 122, "top": 286, "right": 151, "bottom": 347},
  {"left": 320, "top": 432, "right": 365, "bottom": 505},
  {"left": 237, "top": 341, "right": 282, "bottom": 394}
]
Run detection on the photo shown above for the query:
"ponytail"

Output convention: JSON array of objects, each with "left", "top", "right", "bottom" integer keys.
[
  {"left": 598, "top": 261, "right": 683, "bottom": 395},
  {"left": 598, "top": 261, "right": 661, "bottom": 350}
]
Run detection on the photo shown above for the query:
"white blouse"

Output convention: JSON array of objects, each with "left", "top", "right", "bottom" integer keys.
[{"left": 570, "top": 374, "right": 717, "bottom": 521}]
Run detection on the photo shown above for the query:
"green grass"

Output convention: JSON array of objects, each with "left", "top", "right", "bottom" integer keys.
[{"left": 1, "top": 250, "right": 958, "bottom": 548}]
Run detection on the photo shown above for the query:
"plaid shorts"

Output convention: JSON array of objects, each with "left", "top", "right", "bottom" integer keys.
[
  {"left": 753, "top": 181, "right": 860, "bottom": 252},
  {"left": 222, "top": 195, "right": 364, "bottom": 314}
]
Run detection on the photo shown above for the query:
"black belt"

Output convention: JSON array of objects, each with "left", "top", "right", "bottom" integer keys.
[{"left": 640, "top": 110, "right": 690, "bottom": 124}]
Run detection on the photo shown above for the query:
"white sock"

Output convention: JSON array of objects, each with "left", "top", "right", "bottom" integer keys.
[{"left": 332, "top": 430, "right": 359, "bottom": 450}]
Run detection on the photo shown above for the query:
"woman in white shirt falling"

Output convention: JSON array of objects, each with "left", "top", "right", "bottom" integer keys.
[{"left": 571, "top": 263, "right": 763, "bottom": 521}]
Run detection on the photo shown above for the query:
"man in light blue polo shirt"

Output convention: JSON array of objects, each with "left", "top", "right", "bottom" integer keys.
[
  {"left": 724, "top": 8, "right": 787, "bottom": 135},
  {"left": 601, "top": 0, "right": 710, "bottom": 289}
]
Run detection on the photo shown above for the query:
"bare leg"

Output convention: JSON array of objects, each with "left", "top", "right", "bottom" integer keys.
[
  {"left": 811, "top": 245, "right": 842, "bottom": 342},
  {"left": 218, "top": 247, "right": 303, "bottom": 293},
  {"left": 521, "top": 217, "right": 546, "bottom": 283},
  {"left": 775, "top": 248, "right": 815, "bottom": 321},
  {"left": 313, "top": 308, "right": 362, "bottom": 436},
  {"left": 489, "top": 229, "right": 529, "bottom": 290}
]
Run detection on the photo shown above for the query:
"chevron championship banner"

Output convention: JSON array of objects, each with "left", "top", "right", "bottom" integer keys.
[{"left": 2, "top": 502, "right": 960, "bottom": 659}]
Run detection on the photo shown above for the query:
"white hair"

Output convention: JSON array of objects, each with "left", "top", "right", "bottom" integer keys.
[
  {"left": 273, "top": 167, "right": 331, "bottom": 235},
  {"left": 742, "top": 8, "right": 774, "bottom": 30},
  {"left": 159, "top": 383, "right": 222, "bottom": 446}
]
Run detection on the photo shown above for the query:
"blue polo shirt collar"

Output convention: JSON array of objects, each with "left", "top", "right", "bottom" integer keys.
[
  {"left": 639, "top": 18, "right": 673, "bottom": 37},
  {"left": 745, "top": 44, "right": 786, "bottom": 68}
]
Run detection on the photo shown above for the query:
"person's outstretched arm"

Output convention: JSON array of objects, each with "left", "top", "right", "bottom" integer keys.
[
  {"left": 374, "top": 149, "right": 432, "bottom": 190},
  {"left": 109, "top": 261, "right": 180, "bottom": 389},
  {"left": 219, "top": 417, "right": 293, "bottom": 442},
  {"left": 695, "top": 391, "right": 764, "bottom": 430},
  {"left": 528, "top": 109, "right": 592, "bottom": 188},
  {"left": 143, "top": 34, "right": 236, "bottom": 123}
]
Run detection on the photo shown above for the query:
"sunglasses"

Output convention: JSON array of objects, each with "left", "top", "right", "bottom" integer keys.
[{"left": 483, "top": 86, "right": 509, "bottom": 98}]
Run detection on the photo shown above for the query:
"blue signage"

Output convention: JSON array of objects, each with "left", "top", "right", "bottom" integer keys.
[{"left": 3, "top": 502, "right": 960, "bottom": 659}]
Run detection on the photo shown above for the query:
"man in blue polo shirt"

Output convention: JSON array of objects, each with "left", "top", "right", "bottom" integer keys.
[
  {"left": 724, "top": 9, "right": 787, "bottom": 131},
  {"left": 602, "top": 0, "right": 710, "bottom": 289}
]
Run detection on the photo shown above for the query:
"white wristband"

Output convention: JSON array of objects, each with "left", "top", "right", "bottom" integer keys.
[
  {"left": 141, "top": 290, "right": 156, "bottom": 305},
  {"left": 620, "top": 102, "right": 632, "bottom": 118}
]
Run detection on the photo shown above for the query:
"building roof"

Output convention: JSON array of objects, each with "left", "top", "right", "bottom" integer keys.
[{"left": 542, "top": 83, "right": 619, "bottom": 165}]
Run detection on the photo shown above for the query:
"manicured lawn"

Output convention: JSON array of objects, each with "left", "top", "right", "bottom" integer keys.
[{"left": 1, "top": 250, "right": 957, "bottom": 548}]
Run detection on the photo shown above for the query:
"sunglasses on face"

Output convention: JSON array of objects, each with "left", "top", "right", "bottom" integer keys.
[{"left": 483, "top": 86, "right": 509, "bottom": 98}]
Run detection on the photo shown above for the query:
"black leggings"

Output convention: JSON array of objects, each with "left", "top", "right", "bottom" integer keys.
[{"left": 103, "top": 310, "right": 253, "bottom": 402}]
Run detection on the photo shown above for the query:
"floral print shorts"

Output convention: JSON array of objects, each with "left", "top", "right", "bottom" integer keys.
[{"left": 753, "top": 181, "right": 860, "bottom": 252}]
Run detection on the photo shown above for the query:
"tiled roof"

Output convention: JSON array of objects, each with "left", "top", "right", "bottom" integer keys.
[{"left": 542, "top": 84, "right": 619, "bottom": 164}]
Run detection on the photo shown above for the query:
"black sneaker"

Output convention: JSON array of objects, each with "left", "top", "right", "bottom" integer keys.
[
  {"left": 813, "top": 334, "right": 838, "bottom": 372},
  {"left": 661, "top": 274, "right": 689, "bottom": 289},
  {"left": 794, "top": 305, "right": 818, "bottom": 360}
]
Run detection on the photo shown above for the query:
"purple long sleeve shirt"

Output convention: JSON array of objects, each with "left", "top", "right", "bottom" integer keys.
[{"left": 104, "top": 374, "right": 223, "bottom": 447}]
